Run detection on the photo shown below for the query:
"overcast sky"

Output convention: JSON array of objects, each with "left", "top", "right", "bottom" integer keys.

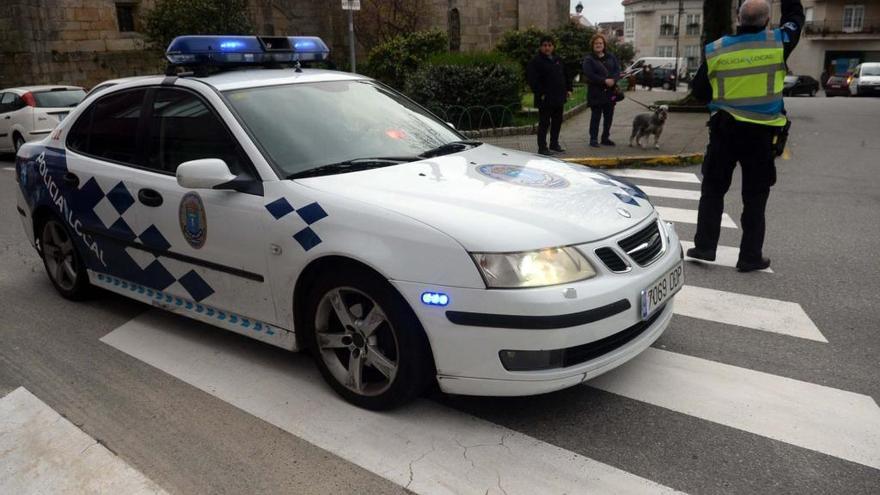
[{"left": 570, "top": 0, "right": 625, "bottom": 23}]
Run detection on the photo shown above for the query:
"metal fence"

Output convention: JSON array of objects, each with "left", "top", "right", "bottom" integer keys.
[{"left": 805, "top": 18, "right": 880, "bottom": 36}]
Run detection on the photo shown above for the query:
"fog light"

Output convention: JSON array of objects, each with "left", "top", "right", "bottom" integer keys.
[{"left": 499, "top": 349, "right": 564, "bottom": 371}]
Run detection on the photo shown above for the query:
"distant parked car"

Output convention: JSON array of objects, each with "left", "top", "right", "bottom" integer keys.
[
  {"left": 848, "top": 63, "right": 880, "bottom": 96},
  {"left": 0, "top": 86, "right": 85, "bottom": 153},
  {"left": 824, "top": 75, "right": 851, "bottom": 97},
  {"left": 634, "top": 67, "right": 678, "bottom": 90},
  {"left": 783, "top": 75, "right": 819, "bottom": 96}
]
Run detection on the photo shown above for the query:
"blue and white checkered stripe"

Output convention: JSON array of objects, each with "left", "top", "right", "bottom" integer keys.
[{"left": 264, "top": 197, "right": 328, "bottom": 251}]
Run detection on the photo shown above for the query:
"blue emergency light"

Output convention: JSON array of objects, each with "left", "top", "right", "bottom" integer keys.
[{"left": 165, "top": 35, "right": 330, "bottom": 66}]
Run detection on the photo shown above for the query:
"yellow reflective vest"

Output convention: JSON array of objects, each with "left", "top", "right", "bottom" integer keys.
[{"left": 705, "top": 28, "right": 788, "bottom": 127}]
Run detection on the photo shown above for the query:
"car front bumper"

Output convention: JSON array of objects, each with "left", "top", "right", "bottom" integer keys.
[{"left": 391, "top": 216, "right": 682, "bottom": 397}]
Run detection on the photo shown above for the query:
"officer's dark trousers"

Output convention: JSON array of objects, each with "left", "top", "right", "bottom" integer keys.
[
  {"left": 694, "top": 114, "right": 777, "bottom": 263},
  {"left": 537, "top": 104, "right": 564, "bottom": 150},
  {"left": 589, "top": 103, "right": 614, "bottom": 143}
]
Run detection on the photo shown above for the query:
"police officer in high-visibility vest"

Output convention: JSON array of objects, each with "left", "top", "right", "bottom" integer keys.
[{"left": 687, "top": 0, "right": 804, "bottom": 272}]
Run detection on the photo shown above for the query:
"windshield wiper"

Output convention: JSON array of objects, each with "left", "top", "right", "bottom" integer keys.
[
  {"left": 287, "top": 157, "right": 418, "bottom": 180},
  {"left": 419, "top": 140, "right": 482, "bottom": 159}
]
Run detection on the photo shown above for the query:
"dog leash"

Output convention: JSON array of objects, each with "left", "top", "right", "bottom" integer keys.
[{"left": 627, "top": 95, "right": 657, "bottom": 111}]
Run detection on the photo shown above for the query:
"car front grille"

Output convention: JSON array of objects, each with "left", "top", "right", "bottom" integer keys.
[
  {"left": 595, "top": 247, "right": 628, "bottom": 272},
  {"left": 618, "top": 221, "right": 664, "bottom": 266}
]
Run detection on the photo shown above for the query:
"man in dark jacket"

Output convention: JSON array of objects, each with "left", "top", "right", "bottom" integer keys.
[
  {"left": 687, "top": 0, "right": 804, "bottom": 272},
  {"left": 527, "top": 36, "right": 572, "bottom": 155}
]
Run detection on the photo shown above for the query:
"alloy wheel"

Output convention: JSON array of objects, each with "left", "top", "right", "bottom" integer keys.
[
  {"left": 41, "top": 220, "right": 78, "bottom": 292},
  {"left": 314, "top": 287, "right": 400, "bottom": 396}
]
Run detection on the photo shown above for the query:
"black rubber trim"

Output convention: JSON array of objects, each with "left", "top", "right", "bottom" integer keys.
[
  {"left": 83, "top": 227, "right": 264, "bottom": 282},
  {"left": 446, "top": 298, "right": 631, "bottom": 330},
  {"left": 0, "top": 133, "right": 8, "bottom": 138},
  {"left": 28, "top": 130, "right": 52, "bottom": 135},
  {"left": 16, "top": 206, "right": 26, "bottom": 217}
]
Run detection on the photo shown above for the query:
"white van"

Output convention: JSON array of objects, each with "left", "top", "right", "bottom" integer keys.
[
  {"left": 625, "top": 57, "right": 689, "bottom": 78},
  {"left": 848, "top": 63, "right": 880, "bottom": 96}
]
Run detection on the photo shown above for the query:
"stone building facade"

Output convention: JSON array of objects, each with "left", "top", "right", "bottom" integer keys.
[{"left": 1, "top": 0, "right": 569, "bottom": 89}]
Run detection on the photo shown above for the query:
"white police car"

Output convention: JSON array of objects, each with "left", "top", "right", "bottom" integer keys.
[{"left": 13, "top": 35, "right": 683, "bottom": 409}]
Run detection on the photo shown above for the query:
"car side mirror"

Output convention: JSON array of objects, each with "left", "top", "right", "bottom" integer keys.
[{"left": 176, "top": 159, "right": 237, "bottom": 190}]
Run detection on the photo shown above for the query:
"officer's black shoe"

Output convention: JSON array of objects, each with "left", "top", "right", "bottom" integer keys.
[
  {"left": 549, "top": 144, "right": 566, "bottom": 153},
  {"left": 589, "top": 141, "right": 601, "bottom": 148},
  {"left": 538, "top": 148, "right": 553, "bottom": 156},
  {"left": 736, "top": 257, "right": 771, "bottom": 272},
  {"left": 686, "top": 247, "right": 716, "bottom": 262},
  {"left": 601, "top": 139, "right": 616, "bottom": 146}
]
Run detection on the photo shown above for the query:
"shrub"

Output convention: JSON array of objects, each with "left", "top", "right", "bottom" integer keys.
[
  {"left": 143, "top": 0, "right": 253, "bottom": 50},
  {"left": 364, "top": 30, "right": 448, "bottom": 90},
  {"left": 405, "top": 52, "right": 522, "bottom": 130},
  {"left": 550, "top": 23, "right": 596, "bottom": 86},
  {"left": 495, "top": 27, "right": 547, "bottom": 77}
]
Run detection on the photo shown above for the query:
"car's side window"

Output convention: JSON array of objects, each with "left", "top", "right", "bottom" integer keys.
[
  {"left": 68, "top": 89, "right": 146, "bottom": 166},
  {"left": 0, "top": 93, "right": 13, "bottom": 113},
  {"left": 145, "top": 88, "right": 247, "bottom": 175}
]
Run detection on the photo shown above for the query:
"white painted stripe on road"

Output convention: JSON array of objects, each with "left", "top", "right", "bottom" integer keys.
[
  {"left": 610, "top": 169, "right": 701, "bottom": 184},
  {"left": 2, "top": 166, "right": 14, "bottom": 171},
  {"left": 590, "top": 348, "right": 880, "bottom": 470},
  {"left": 680, "top": 241, "right": 773, "bottom": 273},
  {"left": 639, "top": 185, "right": 701, "bottom": 201},
  {"left": 0, "top": 387, "right": 166, "bottom": 494},
  {"left": 675, "top": 285, "right": 826, "bottom": 342},
  {"left": 102, "top": 310, "right": 682, "bottom": 495},
  {"left": 656, "top": 206, "right": 737, "bottom": 228}
]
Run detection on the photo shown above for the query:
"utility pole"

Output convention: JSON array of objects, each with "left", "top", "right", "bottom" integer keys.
[{"left": 673, "top": 0, "right": 684, "bottom": 91}]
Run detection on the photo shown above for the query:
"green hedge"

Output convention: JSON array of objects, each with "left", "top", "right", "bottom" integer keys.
[
  {"left": 405, "top": 52, "right": 522, "bottom": 130},
  {"left": 363, "top": 31, "right": 448, "bottom": 90}
]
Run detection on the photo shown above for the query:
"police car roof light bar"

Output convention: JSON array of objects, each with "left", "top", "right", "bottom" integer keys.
[{"left": 164, "top": 35, "right": 330, "bottom": 75}]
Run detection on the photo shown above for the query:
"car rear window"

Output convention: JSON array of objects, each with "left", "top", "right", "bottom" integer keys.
[
  {"left": 33, "top": 89, "right": 85, "bottom": 108},
  {"left": 828, "top": 76, "right": 845, "bottom": 84}
]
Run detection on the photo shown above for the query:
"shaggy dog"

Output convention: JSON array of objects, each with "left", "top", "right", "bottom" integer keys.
[{"left": 629, "top": 105, "right": 669, "bottom": 149}]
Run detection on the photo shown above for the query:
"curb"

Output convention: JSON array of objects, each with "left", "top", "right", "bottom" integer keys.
[
  {"left": 564, "top": 152, "right": 704, "bottom": 169},
  {"left": 461, "top": 102, "right": 588, "bottom": 139}
]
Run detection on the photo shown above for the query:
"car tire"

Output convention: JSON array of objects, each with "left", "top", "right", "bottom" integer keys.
[
  {"left": 38, "top": 215, "right": 92, "bottom": 300},
  {"left": 810, "top": 88, "right": 816, "bottom": 97},
  {"left": 13, "top": 133, "right": 25, "bottom": 154},
  {"left": 303, "top": 264, "right": 433, "bottom": 410}
]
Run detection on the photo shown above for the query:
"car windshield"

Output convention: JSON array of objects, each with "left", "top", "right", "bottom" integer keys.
[
  {"left": 784, "top": 76, "right": 798, "bottom": 83},
  {"left": 862, "top": 65, "right": 880, "bottom": 76},
  {"left": 224, "top": 80, "right": 463, "bottom": 177},
  {"left": 33, "top": 89, "right": 85, "bottom": 108}
]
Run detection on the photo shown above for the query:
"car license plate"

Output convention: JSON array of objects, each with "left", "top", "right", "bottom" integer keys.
[{"left": 640, "top": 262, "right": 683, "bottom": 320}]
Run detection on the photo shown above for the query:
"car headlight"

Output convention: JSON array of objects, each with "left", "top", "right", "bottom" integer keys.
[{"left": 472, "top": 247, "right": 596, "bottom": 289}]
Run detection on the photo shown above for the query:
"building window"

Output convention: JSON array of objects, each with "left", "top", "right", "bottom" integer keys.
[
  {"left": 116, "top": 3, "right": 135, "bottom": 32},
  {"left": 625, "top": 13, "right": 635, "bottom": 38},
  {"left": 657, "top": 46, "right": 674, "bottom": 57},
  {"left": 686, "top": 14, "right": 701, "bottom": 36},
  {"left": 684, "top": 45, "right": 700, "bottom": 69},
  {"left": 448, "top": 8, "right": 461, "bottom": 52},
  {"left": 660, "top": 15, "right": 676, "bottom": 37},
  {"left": 843, "top": 5, "right": 865, "bottom": 33},
  {"left": 804, "top": 7, "right": 814, "bottom": 23}
]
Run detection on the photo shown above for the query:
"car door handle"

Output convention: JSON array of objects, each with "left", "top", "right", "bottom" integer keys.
[
  {"left": 138, "top": 188, "right": 163, "bottom": 207},
  {"left": 3, "top": 116, "right": 9, "bottom": 120},
  {"left": 62, "top": 172, "right": 79, "bottom": 188}
]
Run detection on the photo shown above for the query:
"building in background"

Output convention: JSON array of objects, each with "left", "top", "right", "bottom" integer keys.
[
  {"left": 622, "top": 0, "right": 704, "bottom": 72},
  {"left": 598, "top": 21, "right": 625, "bottom": 42},
  {"left": 1, "top": 0, "right": 570, "bottom": 88},
  {"left": 770, "top": 0, "right": 880, "bottom": 80}
]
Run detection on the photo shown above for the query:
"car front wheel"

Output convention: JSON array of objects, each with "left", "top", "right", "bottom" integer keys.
[
  {"left": 305, "top": 265, "right": 433, "bottom": 410},
  {"left": 39, "top": 216, "right": 91, "bottom": 300}
]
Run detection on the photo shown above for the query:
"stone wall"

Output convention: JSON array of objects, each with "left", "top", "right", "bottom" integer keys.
[{"left": 0, "top": 0, "right": 164, "bottom": 89}]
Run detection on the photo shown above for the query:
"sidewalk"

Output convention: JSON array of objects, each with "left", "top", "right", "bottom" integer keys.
[{"left": 481, "top": 89, "right": 709, "bottom": 160}]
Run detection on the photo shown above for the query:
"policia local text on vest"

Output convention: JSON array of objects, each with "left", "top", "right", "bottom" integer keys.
[{"left": 687, "top": 0, "right": 805, "bottom": 273}]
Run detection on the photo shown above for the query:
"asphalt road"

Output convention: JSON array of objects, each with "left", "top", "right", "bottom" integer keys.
[{"left": 1, "top": 95, "right": 878, "bottom": 494}]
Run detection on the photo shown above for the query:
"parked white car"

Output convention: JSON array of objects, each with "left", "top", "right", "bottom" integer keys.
[{"left": 0, "top": 85, "right": 85, "bottom": 153}]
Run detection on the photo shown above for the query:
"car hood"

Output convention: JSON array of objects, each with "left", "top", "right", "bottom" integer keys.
[{"left": 295, "top": 144, "right": 654, "bottom": 251}]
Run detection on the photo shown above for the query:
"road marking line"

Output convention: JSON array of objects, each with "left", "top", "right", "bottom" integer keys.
[
  {"left": 589, "top": 348, "right": 880, "bottom": 470},
  {"left": 1, "top": 166, "right": 15, "bottom": 172},
  {"left": 680, "top": 241, "right": 773, "bottom": 273},
  {"left": 0, "top": 387, "right": 166, "bottom": 494},
  {"left": 639, "top": 185, "right": 701, "bottom": 201},
  {"left": 675, "top": 285, "right": 826, "bottom": 342},
  {"left": 101, "top": 310, "right": 682, "bottom": 495},
  {"left": 656, "top": 206, "right": 737, "bottom": 228},
  {"left": 610, "top": 169, "right": 701, "bottom": 184}
]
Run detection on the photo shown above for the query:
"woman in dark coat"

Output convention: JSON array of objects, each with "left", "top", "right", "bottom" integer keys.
[{"left": 581, "top": 33, "right": 621, "bottom": 147}]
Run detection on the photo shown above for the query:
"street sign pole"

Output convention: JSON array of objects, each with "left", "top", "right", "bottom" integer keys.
[{"left": 342, "top": 0, "right": 360, "bottom": 73}]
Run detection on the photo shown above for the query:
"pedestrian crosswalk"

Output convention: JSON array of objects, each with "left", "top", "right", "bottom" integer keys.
[{"left": 94, "top": 168, "right": 877, "bottom": 494}]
